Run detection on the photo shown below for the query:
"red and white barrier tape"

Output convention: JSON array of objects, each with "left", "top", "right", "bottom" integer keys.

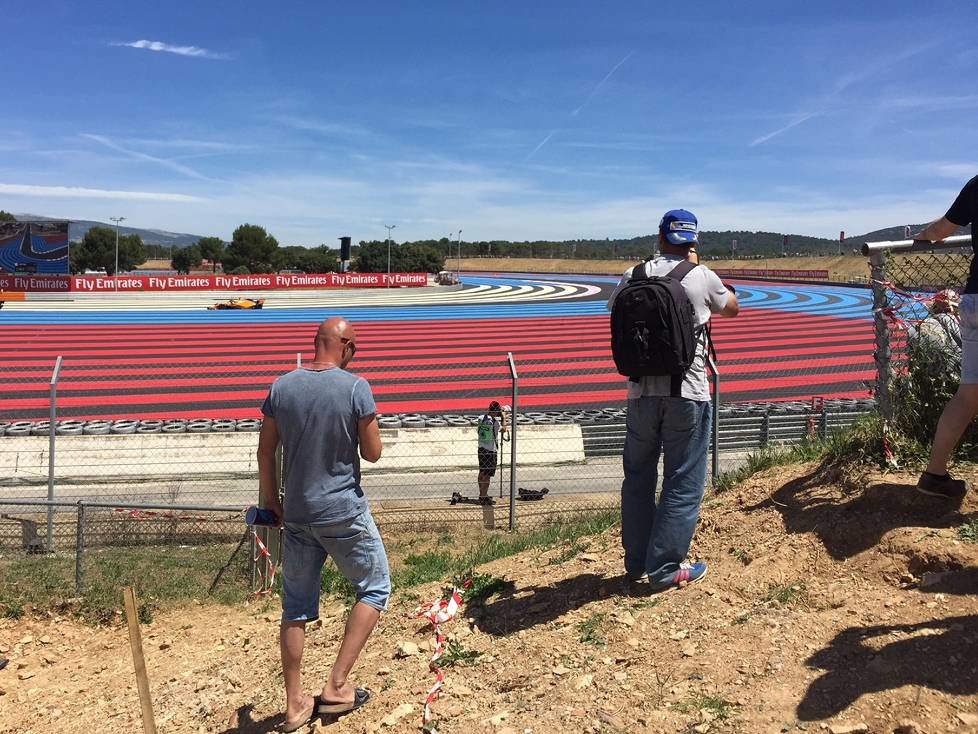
[
  {"left": 412, "top": 580, "right": 471, "bottom": 732},
  {"left": 252, "top": 529, "right": 278, "bottom": 596},
  {"left": 113, "top": 508, "right": 240, "bottom": 523}
]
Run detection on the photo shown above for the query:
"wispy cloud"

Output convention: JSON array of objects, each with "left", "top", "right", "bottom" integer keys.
[
  {"left": 749, "top": 43, "right": 935, "bottom": 147},
  {"left": 749, "top": 112, "right": 818, "bottom": 147},
  {"left": 110, "top": 40, "right": 229, "bottom": 60},
  {"left": 0, "top": 183, "right": 201, "bottom": 202},
  {"left": 274, "top": 116, "right": 370, "bottom": 138},
  {"left": 572, "top": 51, "right": 634, "bottom": 117},
  {"left": 80, "top": 133, "right": 215, "bottom": 181},
  {"left": 525, "top": 131, "right": 556, "bottom": 160},
  {"left": 526, "top": 50, "right": 635, "bottom": 160},
  {"left": 934, "top": 163, "right": 978, "bottom": 179}
]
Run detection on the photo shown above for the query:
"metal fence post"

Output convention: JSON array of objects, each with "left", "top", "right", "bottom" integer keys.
[
  {"left": 47, "top": 355, "right": 64, "bottom": 551},
  {"left": 507, "top": 353, "right": 518, "bottom": 531},
  {"left": 761, "top": 405, "right": 770, "bottom": 448},
  {"left": 706, "top": 353, "right": 720, "bottom": 483},
  {"left": 75, "top": 501, "right": 86, "bottom": 592},
  {"left": 868, "top": 250, "right": 892, "bottom": 420}
]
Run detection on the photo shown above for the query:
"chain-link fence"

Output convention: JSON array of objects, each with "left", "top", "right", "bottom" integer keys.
[
  {"left": 865, "top": 235, "right": 972, "bottom": 420},
  {"left": 2, "top": 352, "right": 877, "bottom": 540}
]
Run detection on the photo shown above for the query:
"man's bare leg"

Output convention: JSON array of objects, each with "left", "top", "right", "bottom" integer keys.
[
  {"left": 478, "top": 472, "right": 490, "bottom": 498},
  {"left": 281, "top": 621, "right": 314, "bottom": 721},
  {"left": 321, "top": 602, "right": 381, "bottom": 703},
  {"left": 926, "top": 384, "right": 978, "bottom": 475}
]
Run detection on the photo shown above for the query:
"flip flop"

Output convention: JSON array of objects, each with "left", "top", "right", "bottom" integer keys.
[
  {"left": 316, "top": 688, "right": 372, "bottom": 715},
  {"left": 282, "top": 698, "right": 316, "bottom": 732}
]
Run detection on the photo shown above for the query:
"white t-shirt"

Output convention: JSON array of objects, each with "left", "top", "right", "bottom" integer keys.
[{"left": 607, "top": 256, "right": 731, "bottom": 402}]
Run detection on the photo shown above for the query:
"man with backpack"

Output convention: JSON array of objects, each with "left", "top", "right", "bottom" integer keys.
[{"left": 608, "top": 209, "right": 739, "bottom": 592}]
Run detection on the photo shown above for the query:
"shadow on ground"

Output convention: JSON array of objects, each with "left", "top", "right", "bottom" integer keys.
[
  {"left": 798, "top": 614, "right": 978, "bottom": 720},
  {"left": 744, "top": 460, "right": 974, "bottom": 562},
  {"left": 471, "top": 572, "right": 644, "bottom": 636}
]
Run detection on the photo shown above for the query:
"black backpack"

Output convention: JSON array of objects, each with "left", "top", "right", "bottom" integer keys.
[{"left": 610, "top": 259, "right": 700, "bottom": 395}]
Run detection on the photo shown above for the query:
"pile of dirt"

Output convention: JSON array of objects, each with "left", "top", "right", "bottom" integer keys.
[{"left": 1, "top": 462, "right": 976, "bottom": 734}]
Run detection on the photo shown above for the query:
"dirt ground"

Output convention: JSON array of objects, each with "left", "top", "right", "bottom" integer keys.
[{"left": 2, "top": 461, "right": 977, "bottom": 734}]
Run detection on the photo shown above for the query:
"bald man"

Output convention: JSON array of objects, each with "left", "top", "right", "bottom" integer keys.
[{"left": 258, "top": 317, "right": 389, "bottom": 731}]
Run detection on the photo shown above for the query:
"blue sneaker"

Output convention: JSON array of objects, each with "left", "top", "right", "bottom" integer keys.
[{"left": 649, "top": 562, "right": 708, "bottom": 593}]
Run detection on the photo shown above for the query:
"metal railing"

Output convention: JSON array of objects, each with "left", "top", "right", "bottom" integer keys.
[{"left": 863, "top": 235, "right": 972, "bottom": 420}]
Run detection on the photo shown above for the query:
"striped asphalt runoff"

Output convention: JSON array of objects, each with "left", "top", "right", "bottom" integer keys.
[{"left": 0, "top": 273, "right": 877, "bottom": 420}]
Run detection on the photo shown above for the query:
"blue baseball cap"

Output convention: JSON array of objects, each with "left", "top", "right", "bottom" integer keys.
[{"left": 659, "top": 209, "right": 698, "bottom": 245}]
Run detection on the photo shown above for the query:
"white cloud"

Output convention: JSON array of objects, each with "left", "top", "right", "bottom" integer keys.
[
  {"left": 274, "top": 116, "right": 370, "bottom": 138},
  {"left": 0, "top": 183, "right": 202, "bottom": 202},
  {"left": 934, "top": 163, "right": 978, "bottom": 180},
  {"left": 111, "top": 40, "right": 229, "bottom": 60},
  {"left": 80, "top": 133, "right": 215, "bottom": 181},
  {"left": 749, "top": 112, "right": 818, "bottom": 147}
]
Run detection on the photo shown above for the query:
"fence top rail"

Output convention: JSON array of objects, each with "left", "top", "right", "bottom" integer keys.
[
  {"left": 0, "top": 499, "right": 243, "bottom": 513},
  {"left": 861, "top": 234, "right": 972, "bottom": 256}
]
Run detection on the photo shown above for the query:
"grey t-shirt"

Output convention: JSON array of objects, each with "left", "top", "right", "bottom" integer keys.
[
  {"left": 261, "top": 367, "right": 377, "bottom": 525},
  {"left": 607, "top": 256, "right": 731, "bottom": 402}
]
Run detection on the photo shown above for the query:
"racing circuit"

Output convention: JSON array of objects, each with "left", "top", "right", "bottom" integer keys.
[{"left": 0, "top": 272, "right": 876, "bottom": 422}]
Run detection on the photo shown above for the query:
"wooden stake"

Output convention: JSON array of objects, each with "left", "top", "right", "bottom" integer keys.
[{"left": 123, "top": 586, "right": 158, "bottom": 734}]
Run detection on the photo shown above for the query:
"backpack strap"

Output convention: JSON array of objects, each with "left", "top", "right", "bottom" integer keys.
[
  {"left": 627, "top": 256, "right": 655, "bottom": 283},
  {"left": 669, "top": 260, "right": 698, "bottom": 397},
  {"left": 667, "top": 260, "right": 698, "bottom": 282}
]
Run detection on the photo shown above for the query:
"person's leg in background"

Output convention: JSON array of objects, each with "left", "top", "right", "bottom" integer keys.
[{"left": 920, "top": 292, "right": 978, "bottom": 498}]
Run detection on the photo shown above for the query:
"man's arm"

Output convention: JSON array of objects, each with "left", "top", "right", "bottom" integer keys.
[
  {"left": 914, "top": 218, "right": 960, "bottom": 243},
  {"left": 720, "top": 291, "right": 740, "bottom": 317},
  {"left": 257, "top": 416, "right": 283, "bottom": 524},
  {"left": 359, "top": 415, "right": 382, "bottom": 462}
]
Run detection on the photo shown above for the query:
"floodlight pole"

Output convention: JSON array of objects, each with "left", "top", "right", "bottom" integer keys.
[
  {"left": 110, "top": 216, "right": 126, "bottom": 291},
  {"left": 384, "top": 224, "right": 396, "bottom": 287},
  {"left": 456, "top": 229, "right": 463, "bottom": 281}
]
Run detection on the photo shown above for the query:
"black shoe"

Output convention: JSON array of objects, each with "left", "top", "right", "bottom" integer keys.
[{"left": 916, "top": 471, "right": 968, "bottom": 499}]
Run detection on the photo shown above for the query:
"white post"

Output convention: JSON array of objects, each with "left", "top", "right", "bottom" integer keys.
[
  {"left": 110, "top": 216, "right": 126, "bottom": 292},
  {"left": 47, "top": 355, "right": 64, "bottom": 550},
  {"left": 384, "top": 224, "right": 396, "bottom": 287}
]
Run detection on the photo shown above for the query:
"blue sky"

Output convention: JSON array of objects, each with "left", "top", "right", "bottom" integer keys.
[{"left": 2, "top": 1, "right": 976, "bottom": 244}]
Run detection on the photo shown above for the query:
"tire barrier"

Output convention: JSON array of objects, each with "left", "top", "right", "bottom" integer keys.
[{"left": 1, "top": 400, "right": 879, "bottom": 440}]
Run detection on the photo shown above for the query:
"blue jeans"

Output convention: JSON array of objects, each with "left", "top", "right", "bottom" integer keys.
[
  {"left": 620, "top": 396, "right": 712, "bottom": 584},
  {"left": 281, "top": 511, "right": 391, "bottom": 621}
]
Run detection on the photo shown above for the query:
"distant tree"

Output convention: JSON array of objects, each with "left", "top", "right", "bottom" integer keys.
[
  {"left": 196, "top": 236, "right": 225, "bottom": 273},
  {"left": 0, "top": 211, "right": 16, "bottom": 222},
  {"left": 354, "top": 240, "right": 444, "bottom": 273},
  {"left": 230, "top": 265, "right": 250, "bottom": 275},
  {"left": 70, "top": 226, "right": 146, "bottom": 275},
  {"left": 272, "top": 245, "right": 338, "bottom": 273},
  {"left": 224, "top": 224, "right": 278, "bottom": 273},
  {"left": 171, "top": 245, "right": 203, "bottom": 275}
]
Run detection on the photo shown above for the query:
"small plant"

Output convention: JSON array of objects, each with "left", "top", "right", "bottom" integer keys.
[
  {"left": 631, "top": 597, "right": 661, "bottom": 610},
  {"left": 958, "top": 519, "right": 978, "bottom": 544},
  {"left": 765, "top": 581, "right": 807, "bottom": 607},
  {"left": 439, "top": 640, "right": 481, "bottom": 667},
  {"left": 462, "top": 571, "right": 508, "bottom": 604},
  {"left": 677, "top": 694, "right": 735, "bottom": 720},
  {"left": 549, "top": 541, "right": 588, "bottom": 565},
  {"left": 577, "top": 613, "right": 607, "bottom": 646},
  {"left": 732, "top": 611, "right": 752, "bottom": 625},
  {"left": 729, "top": 547, "right": 752, "bottom": 565}
]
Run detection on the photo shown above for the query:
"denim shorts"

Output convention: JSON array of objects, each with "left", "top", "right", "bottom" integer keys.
[
  {"left": 960, "top": 294, "right": 978, "bottom": 384},
  {"left": 281, "top": 511, "right": 391, "bottom": 621}
]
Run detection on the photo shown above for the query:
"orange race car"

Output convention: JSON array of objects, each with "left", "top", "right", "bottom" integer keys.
[{"left": 208, "top": 297, "right": 265, "bottom": 310}]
